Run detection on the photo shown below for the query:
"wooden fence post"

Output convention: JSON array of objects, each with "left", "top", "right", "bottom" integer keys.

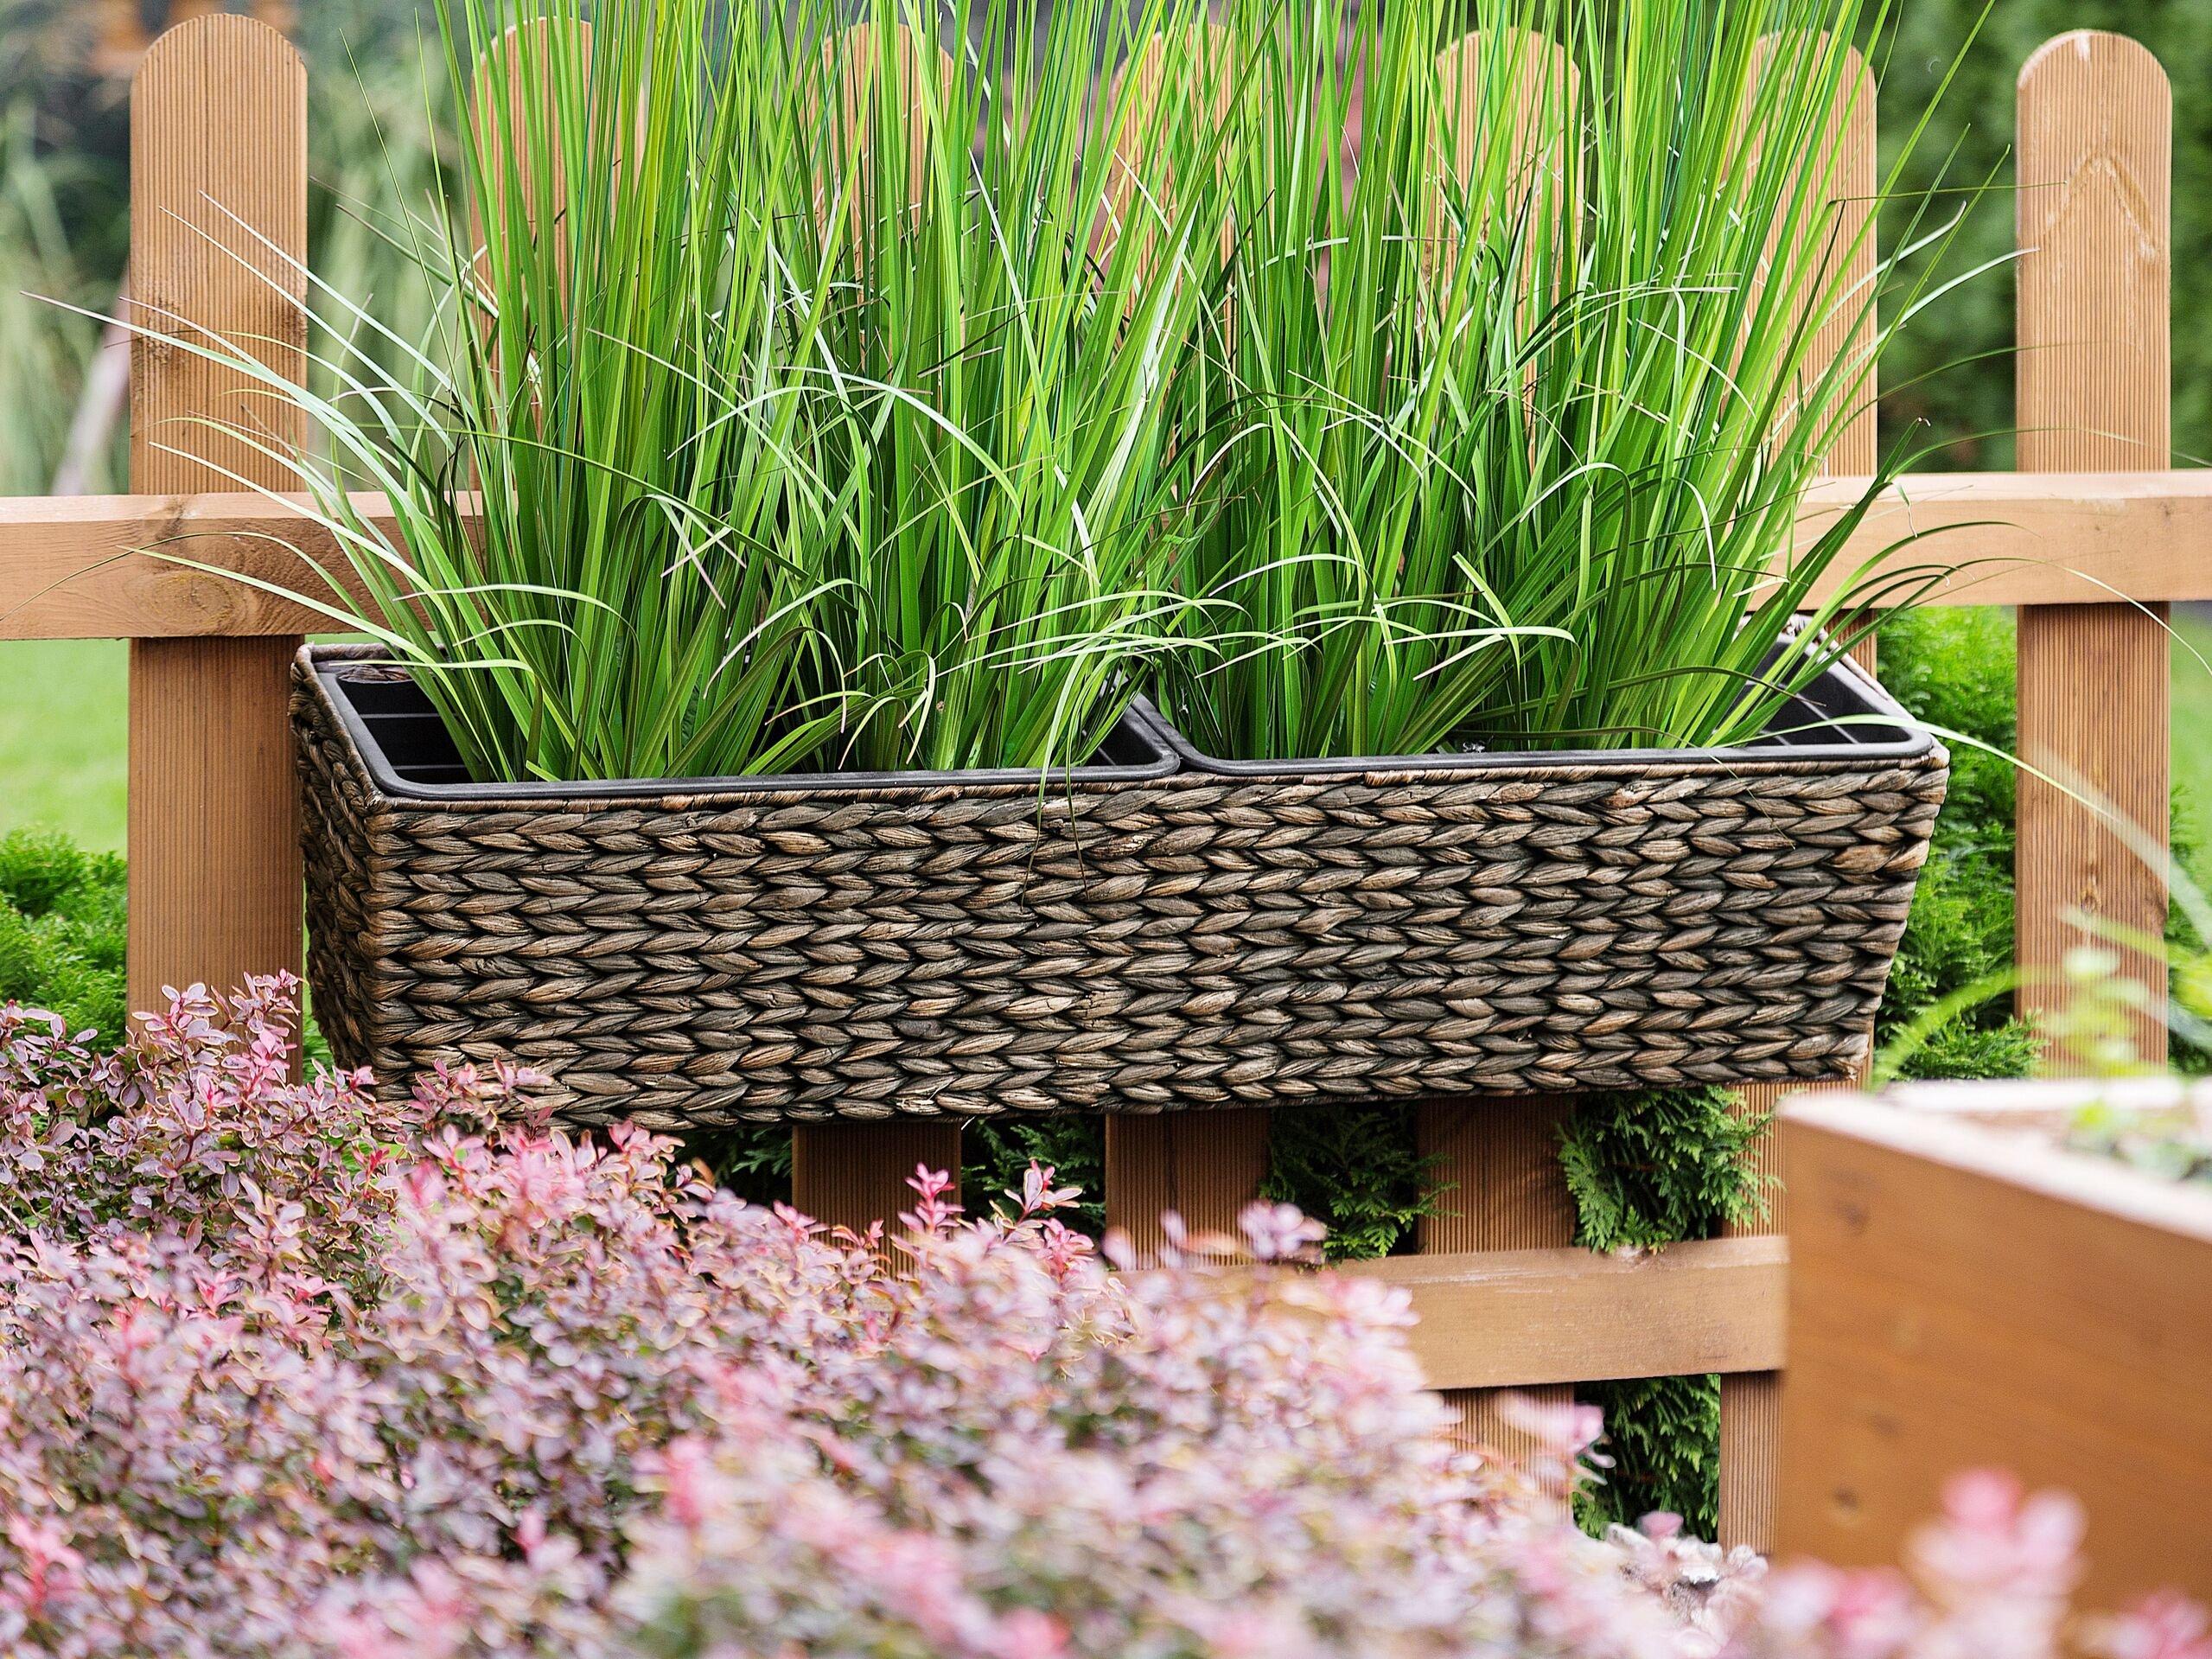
[
  {"left": 788, "top": 22, "right": 964, "bottom": 1233},
  {"left": 1098, "top": 17, "right": 1272, "bottom": 1257},
  {"left": 2016, "top": 32, "right": 2171, "bottom": 1064},
  {"left": 1718, "top": 39, "right": 1877, "bottom": 1554},
  {"left": 1415, "top": 1097, "right": 1575, "bottom": 1454},
  {"left": 1412, "top": 27, "right": 1582, "bottom": 1473},
  {"left": 790, "top": 1119, "right": 962, "bottom": 1239},
  {"left": 126, "top": 15, "right": 307, "bottom": 1022},
  {"left": 1105, "top": 1111, "right": 1272, "bottom": 1255}
]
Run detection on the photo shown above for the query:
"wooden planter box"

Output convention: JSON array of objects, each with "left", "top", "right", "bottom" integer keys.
[
  {"left": 294, "top": 642, "right": 1946, "bottom": 1129},
  {"left": 1780, "top": 1079, "right": 2212, "bottom": 1611}
]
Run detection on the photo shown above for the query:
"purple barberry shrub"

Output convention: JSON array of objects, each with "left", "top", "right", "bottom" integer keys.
[{"left": 0, "top": 980, "right": 2200, "bottom": 1659}]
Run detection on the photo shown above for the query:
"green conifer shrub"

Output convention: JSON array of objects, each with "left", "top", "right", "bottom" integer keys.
[
  {"left": 1261, "top": 1106, "right": 1434, "bottom": 1263},
  {"left": 0, "top": 830, "right": 124, "bottom": 1041},
  {"left": 1556, "top": 1089, "right": 1767, "bottom": 1536}
]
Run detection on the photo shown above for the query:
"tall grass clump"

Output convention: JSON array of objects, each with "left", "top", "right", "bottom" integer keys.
[
  {"left": 301, "top": 2, "right": 457, "bottom": 424},
  {"left": 1156, "top": 0, "right": 1973, "bottom": 760},
  {"left": 156, "top": 0, "right": 1227, "bottom": 783},
  {"left": 762, "top": 0, "right": 1231, "bottom": 773}
]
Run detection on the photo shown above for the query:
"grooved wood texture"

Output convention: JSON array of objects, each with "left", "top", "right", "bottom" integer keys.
[
  {"left": 1797, "top": 47, "right": 1879, "bottom": 482},
  {"left": 22, "top": 473, "right": 2212, "bottom": 641},
  {"left": 1723, "top": 1086, "right": 1791, "bottom": 1551},
  {"left": 1416, "top": 1096, "right": 1576, "bottom": 1460},
  {"left": 1782, "top": 469, "right": 2212, "bottom": 609},
  {"left": 817, "top": 22, "right": 947, "bottom": 233},
  {"left": 790, "top": 1118, "right": 962, "bottom": 1239},
  {"left": 1100, "top": 22, "right": 1231, "bottom": 293},
  {"left": 471, "top": 19, "right": 590, "bottom": 306},
  {"left": 1103, "top": 1110, "right": 1271, "bottom": 1257},
  {"left": 1433, "top": 26, "right": 1577, "bottom": 285},
  {"left": 97, "top": 2, "right": 296, "bottom": 73},
  {"left": 1820, "top": 49, "right": 1878, "bottom": 680},
  {"left": 1416, "top": 1100, "right": 1576, "bottom": 1247},
  {"left": 1720, "top": 43, "right": 1877, "bottom": 1555},
  {"left": 2016, "top": 32, "right": 2171, "bottom": 1064},
  {"left": 126, "top": 16, "right": 307, "bottom": 1019},
  {"left": 98, "top": 1, "right": 294, "bottom": 60},
  {"left": 1337, "top": 1236, "right": 1788, "bottom": 1391},
  {"left": 1716, "top": 1341, "right": 1783, "bottom": 1550}
]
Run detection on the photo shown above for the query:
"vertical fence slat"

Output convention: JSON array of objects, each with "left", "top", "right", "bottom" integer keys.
[
  {"left": 2015, "top": 32, "right": 2172, "bottom": 1064},
  {"left": 1100, "top": 19, "right": 1270, "bottom": 1255},
  {"left": 1719, "top": 40, "right": 1877, "bottom": 1554},
  {"left": 1416, "top": 27, "right": 1581, "bottom": 1478},
  {"left": 789, "top": 22, "right": 964, "bottom": 1233},
  {"left": 471, "top": 17, "right": 591, "bottom": 306},
  {"left": 126, "top": 15, "right": 307, "bottom": 1022},
  {"left": 1415, "top": 1097, "right": 1575, "bottom": 1460},
  {"left": 1104, "top": 1111, "right": 1272, "bottom": 1254},
  {"left": 1821, "top": 48, "right": 1882, "bottom": 678},
  {"left": 1765, "top": 40, "right": 1880, "bottom": 467},
  {"left": 790, "top": 1119, "right": 962, "bottom": 1239}
]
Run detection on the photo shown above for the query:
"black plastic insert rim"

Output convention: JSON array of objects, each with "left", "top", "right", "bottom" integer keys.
[
  {"left": 308, "top": 648, "right": 1180, "bottom": 801},
  {"left": 1146, "top": 650, "right": 1933, "bottom": 777},
  {"left": 309, "top": 642, "right": 1933, "bottom": 805}
]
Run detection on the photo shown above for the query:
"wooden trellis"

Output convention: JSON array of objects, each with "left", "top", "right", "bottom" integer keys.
[{"left": 0, "top": 14, "right": 2188, "bottom": 1549}]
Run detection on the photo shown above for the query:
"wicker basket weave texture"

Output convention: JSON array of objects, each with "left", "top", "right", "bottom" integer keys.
[{"left": 295, "top": 655, "right": 1947, "bottom": 1128}]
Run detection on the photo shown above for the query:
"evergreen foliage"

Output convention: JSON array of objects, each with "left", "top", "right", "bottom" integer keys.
[
  {"left": 1555, "top": 1089, "right": 1768, "bottom": 1537},
  {"left": 682, "top": 1123, "right": 794, "bottom": 1211},
  {"left": 686, "top": 1114, "right": 1109, "bottom": 1238},
  {"left": 1580, "top": 1376, "right": 1725, "bottom": 1540},
  {"left": 0, "top": 829, "right": 124, "bottom": 1042},
  {"left": 1261, "top": 1105, "right": 1434, "bottom": 1262},
  {"left": 1557, "top": 1092, "right": 1769, "bottom": 1254},
  {"left": 1872, "top": 609, "right": 2039, "bottom": 1081},
  {"left": 965, "top": 1118, "right": 1109, "bottom": 1237}
]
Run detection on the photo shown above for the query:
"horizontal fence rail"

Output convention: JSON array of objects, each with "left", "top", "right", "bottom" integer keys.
[
  {"left": 1337, "top": 1235, "right": 1790, "bottom": 1392},
  {"left": 10, "top": 470, "right": 2212, "bottom": 641},
  {"left": 0, "top": 12, "right": 2187, "bottom": 1557}
]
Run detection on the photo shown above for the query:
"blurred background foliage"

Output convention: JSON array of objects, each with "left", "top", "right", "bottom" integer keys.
[
  {"left": 1876, "top": 0, "right": 2212, "bottom": 467},
  {"left": 0, "top": 0, "right": 451, "bottom": 499}
]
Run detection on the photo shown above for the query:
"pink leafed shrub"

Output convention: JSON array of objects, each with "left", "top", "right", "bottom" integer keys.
[{"left": 0, "top": 980, "right": 2202, "bottom": 1659}]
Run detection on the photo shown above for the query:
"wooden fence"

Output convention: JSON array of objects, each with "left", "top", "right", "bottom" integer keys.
[{"left": 0, "top": 14, "right": 2191, "bottom": 1551}]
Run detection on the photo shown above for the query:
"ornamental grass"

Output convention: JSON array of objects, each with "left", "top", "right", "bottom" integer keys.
[
  {"left": 128, "top": 0, "right": 1979, "bottom": 785},
  {"left": 163, "top": 0, "right": 1227, "bottom": 782},
  {"left": 1153, "top": 0, "right": 1978, "bottom": 760}
]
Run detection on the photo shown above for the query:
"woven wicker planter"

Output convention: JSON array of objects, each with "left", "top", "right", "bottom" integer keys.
[{"left": 296, "top": 642, "right": 1947, "bottom": 1129}]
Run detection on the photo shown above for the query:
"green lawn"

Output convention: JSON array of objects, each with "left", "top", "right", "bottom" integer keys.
[
  {"left": 0, "top": 639, "right": 125, "bottom": 851},
  {"left": 3, "top": 616, "right": 2210, "bottom": 871},
  {"left": 2177, "top": 610, "right": 2212, "bottom": 884}
]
